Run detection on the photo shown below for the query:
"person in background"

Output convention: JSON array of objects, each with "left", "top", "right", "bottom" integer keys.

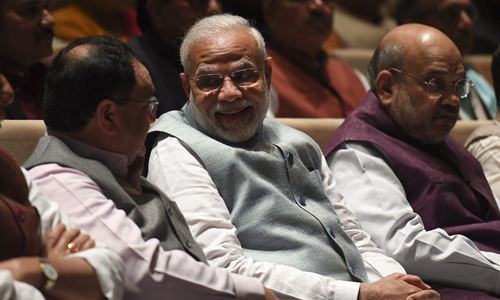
[
  {"left": 0, "top": 0, "right": 55, "bottom": 119},
  {"left": 323, "top": 0, "right": 396, "bottom": 50},
  {"left": 324, "top": 23, "right": 500, "bottom": 299},
  {"left": 51, "top": 0, "right": 141, "bottom": 42},
  {"left": 261, "top": 0, "right": 368, "bottom": 118},
  {"left": 128, "top": 0, "right": 221, "bottom": 116},
  {"left": 25, "top": 35, "right": 277, "bottom": 300},
  {"left": 396, "top": 0, "right": 497, "bottom": 120},
  {"left": 0, "top": 73, "right": 125, "bottom": 300},
  {"left": 465, "top": 44, "right": 500, "bottom": 199}
]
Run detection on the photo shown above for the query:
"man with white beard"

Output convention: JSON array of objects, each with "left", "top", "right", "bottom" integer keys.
[{"left": 146, "top": 13, "right": 440, "bottom": 300}]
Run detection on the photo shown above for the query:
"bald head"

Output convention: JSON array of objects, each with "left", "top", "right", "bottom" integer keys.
[{"left": 368, "top": 24, "right": 462, "bottom": 92}]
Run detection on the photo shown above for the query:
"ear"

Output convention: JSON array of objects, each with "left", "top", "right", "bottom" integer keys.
[
  {"left": 146, "top": 0, "right": 166, "bottom": 31},
  {"left": 95, "top": 99, "right": 119, "bottom": 136},
  {"left": 264, "top": 57, "right": 272, "bottom": 88},
  {"left": 262, "top": 0, "right": 276, "bottom": 28},
  {"left": 375, "top": 70, "right": 398, "bottom": 109},
  {"left": 180, "top": 73, "right": 191, "bottom": 98}
]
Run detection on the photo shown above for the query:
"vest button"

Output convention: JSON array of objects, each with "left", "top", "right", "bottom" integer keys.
[
  {"left": 286, "top": 153, "right": 294, "bottom": 165},
  {"left": 327, "top": 227, "right": 335, "bottom": 237},
  {"left": 297, "top": 195, "right": 306, "bottom": 206}
]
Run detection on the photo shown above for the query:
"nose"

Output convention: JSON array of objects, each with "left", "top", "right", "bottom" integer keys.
[
  {"left": 218, "top": 76, "right": 242, "bottom": 103},
  {"left": 440, "top": 88, "right": 461, "bottom": 107},
  {"left": 309, "top": 0, "right": 333, "bottom": 12},
  {"left": 41, "top": 9, "right": 56, "bottom": 29},
  {"left": 205, "top": 0, "right": 222, "bottom": 16},
  {"left": 458, "top": 9, "right": 473, "bottom": 30}
]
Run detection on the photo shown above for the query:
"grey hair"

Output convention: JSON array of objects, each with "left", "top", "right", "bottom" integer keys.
[
  {"left": 180, "top": 14, "right": 267, "bottom": 74},
  {"left": 367, "top": 43, "right": 405, "bottom": 92}
]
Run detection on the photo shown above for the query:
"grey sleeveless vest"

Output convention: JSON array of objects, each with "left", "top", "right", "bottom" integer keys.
[
  {"left": 148, "top": 104, "right": 368, "bottom": 282},
  {"left": 24, "top": 136, "right": 207, "bottom": 263}
]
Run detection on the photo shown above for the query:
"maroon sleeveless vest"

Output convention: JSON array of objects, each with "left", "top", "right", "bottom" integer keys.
[
  {"left": 324, "top": 92, "right": 500, "bottom": 254},
  {"left": 0, "top": 147, "right": 41, "bottom": 260}
]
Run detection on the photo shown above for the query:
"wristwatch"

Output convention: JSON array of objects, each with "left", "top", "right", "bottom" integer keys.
[{"left": 38, "top": 257, "right": 58, "bottom": 291}]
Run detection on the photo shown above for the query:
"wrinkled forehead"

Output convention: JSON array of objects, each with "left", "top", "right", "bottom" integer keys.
[
  {"left": 188, "top": 31, "right": 262, "bottom": 74},
  {"left": 404, "top": 41, "right": 464, "bottom": 75}
]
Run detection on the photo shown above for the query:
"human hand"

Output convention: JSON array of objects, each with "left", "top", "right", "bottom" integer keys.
[
  {"left": 0, "top": 257, "right": 44, "bottom": 287},
  {"left": 43, "top": 223, "right": 95, "bottom": 258},
  {"left": 263, "top": 287, "right": 279, "bottom": 300},
  {"left": 359, "top": 273, "right": 440, "bottom": 300}
]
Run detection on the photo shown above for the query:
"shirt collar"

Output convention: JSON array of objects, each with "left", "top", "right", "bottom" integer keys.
[{"left": 48, "top": 129, "right": 143, "bottom": 193}]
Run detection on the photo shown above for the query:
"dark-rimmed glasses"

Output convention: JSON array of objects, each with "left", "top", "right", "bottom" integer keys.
[
  {"left": 389, "top": 68, "right": 474, "bottom": 99},
  {"left": 112, "top": 96, "right": 159, "bottom": 113},
  {"left": 188, "top": 68, "right": 263, "bottom": 93}
]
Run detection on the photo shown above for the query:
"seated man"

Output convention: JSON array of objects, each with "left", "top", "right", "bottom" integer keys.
[
  {"left": 261, "top": 0, "right": 367, "bottom": 118},
  {"left": 465, "top": 44, "right": 500, "bottom": 199},
  {"left": 396, "top": 0, "right": 497, "bottom": 120},
  {"left": 147, "top": 13, "right": 439, "bottom": 300},
  {"left": 128, "top": 0, "right": 222, "bottom": 116},
  {"left": 324, "top": 24, "right": 500, "bottom": 299},
  {"left": 24, "top": 35, "right": 277, "bottom": 300},
  {"left": 0, "top": 73, "right": 124, "bottom": 299},
  {"left": 0, "top": 0, "right": 56, "bottom": 119}
]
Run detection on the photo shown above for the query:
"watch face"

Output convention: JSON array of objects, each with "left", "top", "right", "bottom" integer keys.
[{"left": 43, "top": 262, "right": 58, "bottom": 280}]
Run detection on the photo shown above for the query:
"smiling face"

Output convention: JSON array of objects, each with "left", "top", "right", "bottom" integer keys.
[
  {"left": 181, "top": 30, "right": 271, "bottom": 143},
  {"left": 0, "top": 0, "right": 55, "bottom": 68}
]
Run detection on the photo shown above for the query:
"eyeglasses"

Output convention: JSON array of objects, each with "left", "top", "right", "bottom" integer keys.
[
  {"left": 111, "top": 96, "right": 159, "bottom": 113},
  {"left": 188, "top": 68, "right": 262, "bottom": 93},
  {"left": 389, "top": 68, "right": 474, "bottom": 99}
]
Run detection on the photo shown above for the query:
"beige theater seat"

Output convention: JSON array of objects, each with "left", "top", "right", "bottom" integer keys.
[{"left": 0, "top": 119, "right": 494, "bottom": 165}]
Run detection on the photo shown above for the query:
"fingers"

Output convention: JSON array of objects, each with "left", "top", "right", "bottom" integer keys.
[
  {"left": 406, "top": 290, "right": 441, "bottom": 300},
  {"left": 44, "top": 223, "right": 67, "bottom": 251},
  {"left": 400, "top": 274, "right": 432, "bottom": 290},
  {"left": 70, "top": 233, "right": 95, "bottom": 252}
]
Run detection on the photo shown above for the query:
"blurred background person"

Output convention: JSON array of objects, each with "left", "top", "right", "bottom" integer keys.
[
  {"left": 129, "top": 0, "right": 222, "bottom": 116},
  {"left": 262, "top": 0, "right": 368, "bottom": 118},
  {"left": 0, "top": 0, "right": 55, "bottom": 119},
  {"left": 51, "top": 0, "right": 141, "bottom": 43},
  {"left": 323, "top": 0, "right": 397, "bottom": 51}
]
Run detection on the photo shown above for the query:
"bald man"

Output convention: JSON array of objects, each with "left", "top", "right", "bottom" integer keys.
[
  {"left": 395, "top": 0, "right": 497, "bottom": 120},
  {"left": 324, "top": 24, "right": 500, "bottom": 299}
]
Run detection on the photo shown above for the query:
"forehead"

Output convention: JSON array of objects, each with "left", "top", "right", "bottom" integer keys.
[
  {"left": 188, "top": 30, "right": 261, "bottom": 73},
  {"left": 405, "top": 42, "right": 464, "bottom": 75}
]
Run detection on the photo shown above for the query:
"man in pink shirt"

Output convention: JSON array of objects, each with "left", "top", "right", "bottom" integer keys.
[{"left": 24, "top": 35, "right": 277, "bottom": 300}]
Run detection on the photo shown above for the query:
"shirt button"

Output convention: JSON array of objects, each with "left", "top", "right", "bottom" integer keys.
[
  {"left": 19, "top": 71, "right": 24, "bottom": 77},
  {"left": 286, "top": 153, "right": 294, "bottom": 165},
  {"left": 118, "top": 159, "right": 125, "bottom": 165},
  {"left": 297, "top": 195, "right": 306, "bottom": 206},
  {"left": 185, "top": 241, "right": 191, "bottom": 248},
  {"left": 14, "top": 87, "right": 20, "bottom": 93}
]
